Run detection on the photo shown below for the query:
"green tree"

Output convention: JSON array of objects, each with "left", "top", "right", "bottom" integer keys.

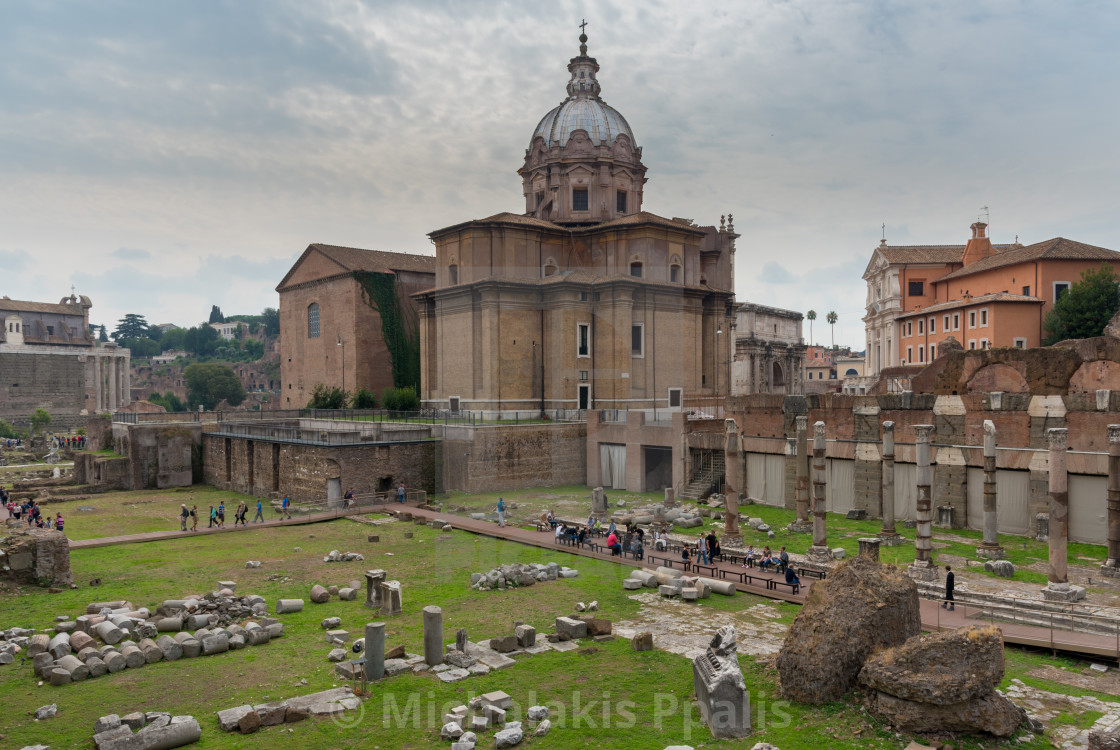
[
  {"left": 0, "top": 419, "right": 22, "bottom": 439},
  {"left": 185, "top": 363, "right": 246, "bottom": 410},
  {"left": 307, "top": 384, "right": 348, "bottom": 409},
  {"left": 120, "top": 337, "right": 161, "bottom": 357},
  {"left": 98, "top": 325, "right": 109, "bottom": 343},
  {"left": 183, "top": 325, "right": 220, "bottom": 356},
  {"left": 806, "top": 309, "right": 816, "bottom": 345},
  {"left": 1043, "top": 264, "right": 1120, "bottom": 345},
  {"left": 381, "top": 386, "right": 418, "bottom": 411},
  {"left": 160, "top": 327, "right": 186, "bottom": 352},
  {"left": 351, "top": 387, "right": 377, "bottom": 409},
  {"left": 242, "top": 339, "right": 264, "bottom": 360},
  {"left": 261, "top": 307, "right": 280, "bottom": 337},
  {"left": 209, "top": 305, "right": 225, "bottom": 324},
  {"left": 113, "top": 313, "right": 150, "bottom": 341},
  {"left": 826, "top": 310, "right": 838, "bottom": 348},
  {"left": 149, "top": 391, "right": 186, "bottom": 412},
  {"left": 30, "top": 408, "right": 51, "bottom": 436}
]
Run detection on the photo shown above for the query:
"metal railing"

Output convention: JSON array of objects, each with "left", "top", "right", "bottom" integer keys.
[{"left": 113, "top": 408, "right": 586, "bottom": 426}]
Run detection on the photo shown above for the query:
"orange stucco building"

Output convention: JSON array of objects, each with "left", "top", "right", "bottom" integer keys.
[{"left": 864, "top": 222, "right": 1120, "bottom": 372}]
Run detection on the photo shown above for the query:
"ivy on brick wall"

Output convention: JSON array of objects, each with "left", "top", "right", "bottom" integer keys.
[{"left": 354, "top": 271, "right": 421, "bottom": 391}]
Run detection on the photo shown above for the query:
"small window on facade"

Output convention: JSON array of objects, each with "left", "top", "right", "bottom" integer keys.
[
  {"left": 616, "top": 190, "right": 627, "bottom": 213},
  {"left": 670, "top": 264, "right": 681, "bottom": 283},
  {"left": 1014, "top": 338, "right": 1026, "bottom": 349},
  {"left": 577, "top": 323, "right": 590, "bottom": 356},
  {"left": 953, "top": 313, "right": 960, "bottom": 330},
  {"left": 630, "top": 262, "right": 642, "bottom": 278},
  {"left": 969, "top": 311, "right": 976, "bottom": 328},
  {"left": 307, "top": 303, "right": 320, "bottom": 338},
  {"left": 579, "top": 370, "right": 589, "bottom": 381},
  {"left": 917, "top": 319, "right": 924, "bottom": 335},
  {"left": 1022, "top": 285, "right": 1030, "bottom": 296},
  {"left": 930, "top": 344, "right": 937, "bottom": 358},
  {"left": 593, "top": 292, "right": 601, "bottom": 302},
  {"left": 449, "top": 265, "right": 458, "bottom": 285},
  {"left": 668, "top": 388, "right": 682, "bottom": 408},
  {"left": 908, "top": 280, "right": 924, "bottom": 296},
  {"left": 573, "top": 188, "right": 589, "bottom": 211},
  {"left": 579, "top": 292, "right": 588, "bottom": 302},
  {"left": 1054, "top": 282, "right": 1070, "bottom": 301},
  {"left": 929, "top": 317, "right": 935, "bottom": 334},
  {"left": 980, "top": 309, "right": 988, "bottom": 326},
  {"left": 969, "top": 340, "right": 977, "bottom": 350},
  {"left": 918, "top": 346, "right": 924, "bottom": 363},
  {"left": 46, "top": 325, "right": 54, "bottom": 335},
  {"left": 906, "top": 346, "right": 912, "bottom": 362},
  {"left": 943, "top": 314, "right": 950, "bottom": 330},
  {"left": 544, "top": 264, "right": 557, "bottom": 277},
  {"left": 631, "top": 324, "right": 643, "bottom": 356}
]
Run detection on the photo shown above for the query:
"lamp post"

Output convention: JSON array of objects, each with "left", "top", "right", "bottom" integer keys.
[{"left": 337, "top": 334, "right": 345, "bottom": 393}]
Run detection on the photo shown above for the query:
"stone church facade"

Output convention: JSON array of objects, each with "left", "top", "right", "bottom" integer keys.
[{"left": 416, "top": 32, "right": 736, "bottom": 416}]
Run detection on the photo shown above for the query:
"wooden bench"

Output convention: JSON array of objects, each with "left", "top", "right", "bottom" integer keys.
[
  {"left": 692, "top": 563, "right": 718, "bottom": 577},
  {"left": 797, "top": 567, "right": 827, "bottom": 580},
  {"left": 769, "top": 579, "right": 801, "bottom": 595},
  {"left": 648, "top": 555, "right": 690, "bottom": 572},
  {"left": 718, "top": 568, "right": 748, "bottom": 583},
  {"left": 742, "top": 573, "right": 771, "bottom": 589}
]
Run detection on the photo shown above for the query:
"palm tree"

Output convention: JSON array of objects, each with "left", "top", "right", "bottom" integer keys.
[
  {"left": 826, "top": 311, "right": 838, "bottom": 349},
  {"left": 806, "top": 310, "right": 816, "bottom": 345}
]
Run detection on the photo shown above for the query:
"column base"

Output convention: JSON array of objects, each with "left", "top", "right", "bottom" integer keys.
[
  {"left": 805, "top": 546, "right": 833, "bottom": 564},
  {"left": 907, "top": 561, "right": 939, "bottom": 581},
  {"left": 787, "top": 521, "right": 814, "bottom": 534},
  {"left": 1101, "top": 562, "right": 1120, "bottom": 578},
  {"left": 722, "top": 534, "right": 743, "bottom": 548},
  {"left": 877, "top": 532, "right": 906, "bottom": 547},
  {"left": 976, "top": 544, "right": 1006, "bottom": 560},
  {"left": 1041, "top": 583, "right": 1086, "bottom": 602}
]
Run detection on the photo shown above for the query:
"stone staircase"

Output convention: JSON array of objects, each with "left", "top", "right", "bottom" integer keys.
[{"left": 680, "top": 452, "right": 725, "bottom": 500}]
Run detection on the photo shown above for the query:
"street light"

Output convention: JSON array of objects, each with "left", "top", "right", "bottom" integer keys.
[{"left": 337, "top": 334, "right": 345, "bottom": 393}]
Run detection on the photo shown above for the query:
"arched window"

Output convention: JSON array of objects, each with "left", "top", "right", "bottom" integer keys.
[
  {"left": 307, "top": 303, "right": 320, "bottom": 338},
  {"left": 771, "top": 361, "right": 785, "bottom": 388},
  {"left": 845, "top": 368, "right": 859, "bottom": 376},
  {"left": 670, "top": 263, "right": 681, "bottom": 283}
]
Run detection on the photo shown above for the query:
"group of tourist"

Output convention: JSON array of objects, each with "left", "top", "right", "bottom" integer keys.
[
  {"left": 49, "top": 435, "right": 86, "bottom": 450},
  {"left": 4, "top": 497, "right": 64, "bottom": 532},
  {"left": 177, "top": 497, "right": 266, "bottom": 532},
  {"left": 3, "top": 438, "right": 25, "bottom": 449}
]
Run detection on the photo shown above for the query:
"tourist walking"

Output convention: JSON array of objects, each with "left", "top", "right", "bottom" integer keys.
[
  {"left": 54, "top": 512, "right": 64, "bottom": 534},
  {"left": 190, "top": 505, "right": 198, "bottom": 531},
  {"left": 281, "top": 495, "right": 291, "bottom": 519},
  {"left": 697, "top": 533, "right": 709, "bottom": 565},
  {"left": 942, "top": 565, "right": 955, "bottom": 611},
  {"left": 253, "top": 499, "right": 263, "bottom": 523},
  {"left": 496, "top": 497, "right": 506, "bottom": 527},
  {"left": 180, "top": 504, "right": 189, "bottom": 531},
  {"left": 217, "top": 502, "right": 225, "bottom": 527},
  {"left": 208, "top": 505, "right": 216, "bottom": 528},
  {"left": 234, "top": 502, "right": 245, "bottom": 526},
  {"left": 397, "top": 483, "right": 406, "bottom": 503}
]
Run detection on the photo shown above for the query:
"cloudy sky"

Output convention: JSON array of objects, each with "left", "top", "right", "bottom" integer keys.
[{"left": 2, "top": 1, "right": 1117, "bottom": 348}]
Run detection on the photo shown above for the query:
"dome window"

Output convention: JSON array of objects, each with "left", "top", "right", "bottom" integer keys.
[
  {"left": 670, "top": 264, "right": 681, "bottom": 283},
  {"left": 449, "top": 264, "right": 459, "bottom": 285},
  {"left": 573, "top": 188, "right": 589, "bottom": 212},
  {"left": 630, "top": 262, "right": 643, "bottom": 278},
  {"left": 616, "top": 190, "right": 627, "bottom": 213}
]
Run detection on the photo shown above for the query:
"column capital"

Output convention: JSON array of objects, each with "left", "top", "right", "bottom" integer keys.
[
  {"left": 983, "top": 419, "right": 996, "bottom": 456},
  {"left": 813, "top": 420, "right": 826, "bottom": 447},
  {"left": 795, "top": 415, "right": 808, "bottom": 430},
  {"left": 1047, "top": 427, "right": 1068, "bottom": 451},
  {"left": 914, "top": 424, "right": 934, "bottom": 442},
  {"left": 1109, "top": 424, "right": 1120, "bottom": 443},
  {"left": 881, "top": 420, "right": 895, "bottom": 432}
]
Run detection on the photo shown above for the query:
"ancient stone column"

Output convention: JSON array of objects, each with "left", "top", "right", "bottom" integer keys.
[
  {"left": 878, "top": 421, "right": 901, "bottom": 544},
  {"left": 790, "top": 416, "right": 812, "bottom": 533},
  {"left": 364, "top": 569, "right": 386, "bottom": 610},
  {"left": 591, "top": 487, "right": 607, "bottom": 518},
  {"left": 422, "top": 605, "right": 443, "bottom": 666},
  {"left": 977, "top": 420, "right": 1005, "bottom": 559},
  {"left": 857, "top": 537, "right": 881, "bottom": 562},
  {"left": 380, "top": 581, "right": 402, "bottom": 615},
  {"left": 908, "top": 425, "right": 938, "bottom": 581},
  {"left": 806, "top": 421, "right": 831, "bottom": 563},
  {"left": 1104, "top": 425, "right": 1120, "bottom": 577},
  {"left": 1043, "top": 428, "right": 1085, "bottom": 601},
  {"left": 723, "top": 419, "right": 742, "bottom": 542},
  {"left": 364, "top": 622, "right": 385, "bottom": 681}
]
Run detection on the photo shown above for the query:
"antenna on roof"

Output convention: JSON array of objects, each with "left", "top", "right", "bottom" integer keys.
[
  {"left": 881, "top": 222, "right": 886, "bottom": 241},
  {"left": 979, "top": 206, "right": 990, "bottom": 235}
]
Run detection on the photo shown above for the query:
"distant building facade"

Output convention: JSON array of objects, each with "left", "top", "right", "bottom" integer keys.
[
  {"left": 0, "top": 293, "right": 130, "bottom": 426},
  {"left": 730, "top": 302, "right": 805, "bottom": 395},
  {"left": 416, "top": 33, "right": 736, "bottom": 417},
  {"left": 276, "top": 244, "right": 435, "bottom": 408},
  {"left": 863, "top": 222, "right": 1120, "bottom": 375}
]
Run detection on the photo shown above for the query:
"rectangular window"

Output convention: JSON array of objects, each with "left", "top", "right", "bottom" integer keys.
[
  {"left": 918, "top": 346, "right": 925, "bottom": 363},
  {"left": 577, "top": 323, "right": 590, "bottom": 357},
  {"left": 906, "top": 346, "right": 912, "bottom": 363},
  {"left": 969, "top": 340, "right": 977, "bottom": 350},
  {"left": 979, "top": 308, "right": 988, "bottom": 327},
  {"left": 668, "top": 387, "right": 682, "bottom": 408},
  {"left": 1022, "top": 285, "right": 1030, "bottom": 296},
  {"left": 953, "top": 313, "right": 960, "bottom": 330},
  {"left": 578, "top": 370, "right": 589, "bottom": 381},
  {"left": 968, "top": 311, "right": 977, "bottom": 328},
  {"left": 930, "top": 344, "right": 937, "bottom": 359},
  {"left": 1054, "top": 282, "right": 1070, "bottom": 302},
  {"left": 980, "top": 338, "right": 990, "bottom": 349},
  {"left": 630, "top": 262, "right": 643, "bottom": 278},
  {"left": 670, "top": 265, "right": 680, "bottom": 283},
  {"left": 1013, "top": 338, "right": 1027, "bottom": 349},
  {"left": 908, "top": 280, "right": 924, "bottom": 296},
  {"left": 573, "top": 188, "right": 589, "bottom": 212},
  {"left": 943, "top": 314, "right": 950, "bottom": 331},
  {"left": 579, "top": 292, "right": 588, "bottom": 302},
  {"left": 929, "top": 317, "right": 936, "bottom": 334},
  {"left": 631, "top": 324, "right": 644, "bottom": 357},
  {"left": 616, "top": 190, "right": 627, "bottom": 213},
  {"left": 917, "top": 319, "right": 924, "bottom": 335}
]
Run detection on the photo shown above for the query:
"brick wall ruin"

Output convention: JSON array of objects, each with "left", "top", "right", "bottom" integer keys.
[{"left": 0, "top": 524, "right": 72, "bottom": 587}]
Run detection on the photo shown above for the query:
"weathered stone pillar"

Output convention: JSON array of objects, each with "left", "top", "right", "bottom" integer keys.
[
  {"left": 977, "top": 420, "right": 1005, "bottom": 559},
  {"left": 723, "top": 419, "right": 742, "bottom": 542},
  {"left": 806, "top": 421, "right": 831, "bottom": 563},
  {"left": 852, "top": 401, "right": 883, "bottom": 517},
  {"left": 857, "top": 537, "right": 881, "bottom": 562},
  {"left": 1042, "top": 428, "right": 1085, "bottom": 601},
  {"left": 364, "top": 622, "right": 385, "bottom": 681},
  {"left": 422, "top": 605, "right": 443, "bottom": 666},
  {"left": 789, "top": 415, "right": 812, "bottom": 533},
  {"left": 380, "top": 580, "right": 402, "bottom": 615},
  {"left": 908, "top": 425, "right": 938, "bottom": 581},
  {"left": 364, "top": 569, "right": 386, "bottom": 610},
  {"left": 879, "top": 421, "right": 902, "bottom": 545},
  {"left": 1103, "top": 425, "right": 1120, "bottom": 577},
  {"left": 591, "top": 487, "right": 608, "bottom": 518}
]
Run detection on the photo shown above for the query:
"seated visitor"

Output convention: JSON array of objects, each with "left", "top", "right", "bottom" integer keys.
[
  {"left": 681, "top": 546, "right": 692, "bottom": 565},
  {"left": 630, "top": 534, "right": 644, "bottom": 560},
  {"left": 743, "top": 545, "right": 757, "bottom": 568},
  {"left": 606, "top": 531, "right": 622, "bottom": 556},
  {"left": 778, "top": 546, "right": 790, "bottom": 573},
  {"left": 785, "top": 566, "right": 801, "bottom": 587},
  {"left": 555, "top": 523, "right": 566, "bottom": 541},
  {"left": 759, "top": 546, "right": 776, "bottom": 571},
  {"left": 547, "top": 511, "right": 558, "bottom": 528},
  {"left": 577, "top": 525, "right": 588, "bottom": 544}
]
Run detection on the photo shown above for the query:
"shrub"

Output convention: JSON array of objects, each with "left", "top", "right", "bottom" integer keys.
[{"left": 351, "top": 387, "right": 378, "bottom": 409}]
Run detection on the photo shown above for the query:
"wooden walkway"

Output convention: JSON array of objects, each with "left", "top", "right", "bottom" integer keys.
[{"left": 61, "top": 502, "right": 1120, "bottom": 660}]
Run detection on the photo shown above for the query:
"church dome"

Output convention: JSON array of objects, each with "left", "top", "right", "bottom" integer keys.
[{"left": 529, "top": 31, "right": 637, "bottom": 149}]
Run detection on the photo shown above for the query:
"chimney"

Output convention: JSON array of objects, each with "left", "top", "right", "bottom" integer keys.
[
  {"left": 971, "top": 222, "right": 987, "bottom": 239},
  {"left": 962, "top": 221, "right": 993, "bottom": 266}
]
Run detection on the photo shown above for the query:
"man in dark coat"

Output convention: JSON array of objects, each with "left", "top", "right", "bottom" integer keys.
[{"left": 942, "top": 565, "right": 955, "bottom": 611}]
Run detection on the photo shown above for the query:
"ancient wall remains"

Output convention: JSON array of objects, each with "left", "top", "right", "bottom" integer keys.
[
  {"left": 440, "top": 422, "right": 586, "bottom": 493},
  {"left": 0, "top": 524, "right": 72, "bottom": 587},
  {"left": 0, "top": 351, "right": 86, "bottom": 428}
]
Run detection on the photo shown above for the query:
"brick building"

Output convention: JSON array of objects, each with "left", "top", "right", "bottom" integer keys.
[
  {"left": 863, "top": 222, "right": 1120, "bottom": 375},
  {"left": 276, "top": 244, "right": 435, "bottom": 408},
  {"left": 0, "top": 293, "right": 130, "bottom": 427},
  {"left": 416, "top": 31, "right": 736, "bottom": 417}
]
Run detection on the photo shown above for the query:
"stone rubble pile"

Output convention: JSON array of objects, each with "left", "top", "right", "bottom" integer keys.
[
  {"left": 622, "top": 567, "right": 736, "bottom": 598},
  {"left": 469, "top": 562, "right": 577, "bottom": 591},
  {"left": 217, "top": 687, "right": 360, "bottom": 734},
  {"left": 309, "top": 581, "right": 361, "bottom": 603},
  {"left": 440, "top": 692, "right": 551, "bottom": 749},
  {"left": 92, "top": 711, "right": 201, "bottom": 750},
  {"left": 324, "top": 550, "right": 365, "bottom": 563},
  {"left": 0, "top": 626, "right": 37, "bottom": 666},
  {"left": 28, "top": 595, "right": 281, "bottom": 686}
]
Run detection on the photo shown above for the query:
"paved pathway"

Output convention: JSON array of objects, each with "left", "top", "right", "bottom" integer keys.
[{"left": 64, "top": 502, "right": 1120, "bottom": 659}]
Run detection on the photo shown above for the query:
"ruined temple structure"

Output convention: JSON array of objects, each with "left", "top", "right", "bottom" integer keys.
[{"left": 0, "top": 525, "right": 72, "bottom": 588}]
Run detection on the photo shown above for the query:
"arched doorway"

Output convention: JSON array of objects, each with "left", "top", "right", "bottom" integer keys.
[{"left": 771, "top": 361, "right": 785, "bottom": 392}]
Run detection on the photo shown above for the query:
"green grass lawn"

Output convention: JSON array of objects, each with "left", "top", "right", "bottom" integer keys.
[{"left": 0, "top": 501, "right": 1065, "bottom": 749}]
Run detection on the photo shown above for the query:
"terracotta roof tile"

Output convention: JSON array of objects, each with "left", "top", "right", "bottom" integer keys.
[
  {"left": 936, "top": 237, "right": 1120, "bottom": 282},
  {"left": 899, "top": 292, "right": 1043, "bottom": 317},
  {"left": 0, "top": 299, "right": 88, "bottom": 315},
  {"left": 308, "top": 244, "right": 436, "bottom": 274}
]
